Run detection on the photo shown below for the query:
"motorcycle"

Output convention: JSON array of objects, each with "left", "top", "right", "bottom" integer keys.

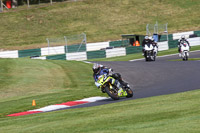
[
  {"left": 144, "top": 43, "right": 157, "bottom": 61},
  {"left": 95, "top": 73, "right": 133, "bottom": 100},
  {"left": 179, "top": 42, "right": 190, "bottom": 61}
]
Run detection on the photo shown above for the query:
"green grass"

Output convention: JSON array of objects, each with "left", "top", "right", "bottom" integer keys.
[
  {"left": 0, "top": 58, "right": 105, "bottom": 117},
  {"left": 88, "top": 45, "right": 200, "bottom": 61},
  {"left": 0, "top": 0, "right": 200, "bottom": 50},
  {"left": 0, "top": 89, "right": 200, "bottom": 133}
]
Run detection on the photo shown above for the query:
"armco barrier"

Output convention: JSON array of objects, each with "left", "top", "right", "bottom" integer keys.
[
  {"left": 194, "top": 31, "right": 200, "bottom": 37},
  {"left": 41, "top": 46, "right": 65, "bottom": 56},
  {"left": 126, "top": 46, "right": 142, "bottom": 55},
  {"left": 188, "top": 37, "right": 200, "bottom": 46},
  {"left": 109, "top": 40, "right": 123, "bottom": 47},
  {"left": 106, "top": 48, "right": 126, "bottom": 58},
  {"left": 66, "top": 52, "right": 87, "bottom": 61},
  {"left": 157, "top": 41, "right": 169, "bottom": 51},
  {"left": 109, "top": 40, "right": 129, "bottom": 47},
  {"left": 0, "top": 50, "right": 19, "bottom": 58},
  {"left": 168, "top": 40, "right": 178, "bottom": 49},
  {"left": 65, "top": 44, "right": 86, "bottom": 53},
  {"left": 86, "top": 42, "right": 109, "bottom": 51},
  {"left": 87, "top": 50, "right": 106, "bottom": 59},
  {"left": 18, "top": 48, "right": 41, "bottom": 58},
  {"left": 46, "top": 54, "right": 66, "bottom": 60},
  {"left": 173, "top": 31, "right": 194, "bottom": 40}
]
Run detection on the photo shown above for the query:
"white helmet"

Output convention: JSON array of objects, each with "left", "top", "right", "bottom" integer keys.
[
  {"left": 181, "top": 35, "right": 185, "bottom": 39},
  {"left": 92, "top": 63, "right": 102, "bottom": 73},
  {"left": 145, "top": 36, "right": 149, "bottom": 40},
  {"left": 149, "top": 36, "right": 153, "bottom": 40}
]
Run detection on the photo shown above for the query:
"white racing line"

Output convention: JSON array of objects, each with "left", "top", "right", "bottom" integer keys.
[{"left": 129, "top": 50, "right": 200, "bottom": 62}]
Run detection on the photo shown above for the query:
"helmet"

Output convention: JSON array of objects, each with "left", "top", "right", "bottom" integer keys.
[
  {"left": 181, "top": 35, "right": 185, "bottom": 39},
  {"left": 145, "top": 36, "right": 149, "bottom": 40},
  {"left": 149, "top": 36, "right": 153, "bottom": 40},
  {"left": 92, "top": 63, "right": 101, "bottom": 73}
]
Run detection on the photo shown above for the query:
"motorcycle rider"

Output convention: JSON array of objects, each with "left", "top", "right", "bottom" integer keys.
[
  {"left": 92, "top": 63, "right": 129, "bottom": 96},
  {"left": 150, "top": 37, "right": 158, "bottom": 49},
  {"left": 178, "top": 35, "right": 190, "bottom": 56},
  {"left": 142, "top": 35, "right": 152, "bottom": 55}
]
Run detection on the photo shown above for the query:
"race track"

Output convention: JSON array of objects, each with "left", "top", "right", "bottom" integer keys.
[{"left": 61, "top": 51, "right": 200, "bottom": 110}]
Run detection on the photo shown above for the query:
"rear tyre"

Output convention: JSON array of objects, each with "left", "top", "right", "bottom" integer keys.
[
  {"left": 126, "top": 88, "right": 133, "bottom": 98},
  {"left": 104, "top": 85, "right": 119, "bottom": 100}
]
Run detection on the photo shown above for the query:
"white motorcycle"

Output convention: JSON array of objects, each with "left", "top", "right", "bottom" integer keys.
[
  {"left": 179, "top": 42, "right": 190, "bottom": 61},
  {"left": 144, "top": 43, "right": 157, "bottom": 61}
]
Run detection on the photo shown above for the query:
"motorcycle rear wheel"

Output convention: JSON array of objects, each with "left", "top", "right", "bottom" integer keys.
[{"left": 104, "top": 85, "right": 119, "bottom": 100}]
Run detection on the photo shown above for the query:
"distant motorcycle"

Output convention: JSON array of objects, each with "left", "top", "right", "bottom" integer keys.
[
  {"left": 179, "top": 42, "right": 190, "bottom": 61},
  {"left": 95, "top": 73, "right": 133, "bottom": 100},
  {"left": 144, "top": 43, "right": 157, "bottom": 61}
]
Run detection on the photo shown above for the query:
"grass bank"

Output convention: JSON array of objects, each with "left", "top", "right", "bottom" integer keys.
[
  {"left": 0, "top": 59, "right": 104, "bottom": 117},
  {"left": 0, "top": 89, "right": 200, "bottom": 133},
  {"left": 0, "top": 0, "right": 199, "bottom": 50}
]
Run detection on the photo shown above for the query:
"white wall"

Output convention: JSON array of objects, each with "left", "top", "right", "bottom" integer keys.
[
  {"left": 0, "top": 50, "right": 19, "bottom": 58},
  {"left": 106, "top": 48, "right": 126, "bottom": 58},
  {"left": 86, "top": 42, "right": 109, "bottom": 51},
  {"left": 173, "top": 31, "right": 194, "bottom": 40},
  {"left": 188, "top": 37, "right": 200, "bottom": 46},
  {"left": 66, "top": 52, "right": 87, "bottom": 61},
  {"left": 157, "top": 41, "right": 169, "bottom": 51},
  {"left": 41, "top": 46, "right": 65, "bottom": 56}
]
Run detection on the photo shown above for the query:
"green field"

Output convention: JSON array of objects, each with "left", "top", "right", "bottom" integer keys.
[{"left": 0, "top": 0, "right": 200, "bottom": 50}]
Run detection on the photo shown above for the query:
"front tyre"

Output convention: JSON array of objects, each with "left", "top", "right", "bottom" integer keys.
[
  {"left": 104, "top": 85, "right": 119, "bottom": 100},
  {"left": 126, "top": 88, "right": 133, "bottom": 98},
  {"left": 185, "top": 52, "right": 188, "bottom": 61}
]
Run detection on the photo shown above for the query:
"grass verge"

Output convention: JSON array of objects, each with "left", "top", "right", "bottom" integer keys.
[
  {"left": 0, "top": 58, "right": 105, "bottom": 117},
  {"left": 0, "top": 89, "right": 200, "bottom": 133}
]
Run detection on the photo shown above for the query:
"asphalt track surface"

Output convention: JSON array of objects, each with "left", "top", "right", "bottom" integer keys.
[{"left": 60, "top": 51, "right": 200, "bottom": 111}]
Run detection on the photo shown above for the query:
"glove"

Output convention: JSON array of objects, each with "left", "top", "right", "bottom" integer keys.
[{"left": 95, "top": 82, "right": 101, "bottom": 88}]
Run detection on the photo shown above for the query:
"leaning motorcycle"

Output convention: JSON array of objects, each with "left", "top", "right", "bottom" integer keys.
[
  {"left": 179, "top": 42, "right": 190, "bottom": 61},
  {"left": 95, "top": 74, "right": 133, "bottom": 100},
  {"left": 144, "top": 43, "right": 157, "bottom": 61}
]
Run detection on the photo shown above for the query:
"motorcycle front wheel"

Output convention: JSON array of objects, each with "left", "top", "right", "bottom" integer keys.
[
  {"left": 125, "top": 88, "right": 133, "bottom": 98},
  {"left": 104, "top": 85, "right": 120, "bottom": 100}
]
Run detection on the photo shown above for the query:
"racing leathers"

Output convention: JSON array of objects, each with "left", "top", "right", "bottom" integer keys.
[
  {"left": 93, "top": 67, "right": 129, "bottom": 95},
  {"left": 142, "top": 39, "right": 152, "bottom": 55},
  {"left": 178, "top": 39, "right": 190, "bottom": 53}
]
